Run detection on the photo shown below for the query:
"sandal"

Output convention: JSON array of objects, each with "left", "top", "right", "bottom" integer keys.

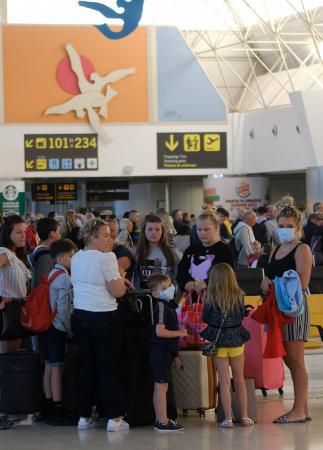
[
  {"left": 240, "top": 417, "right": 255, "bottom": 427},
  {"left": 219, "top": 419, "right": 234, "bottom": 429}
]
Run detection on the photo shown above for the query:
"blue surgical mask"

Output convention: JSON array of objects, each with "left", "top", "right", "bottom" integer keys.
[
  {"left": 277, "top": 227, "right": 296, "bottom": 243},
  {"left": 159, "top": 285, "right": 176, "bottom": 301}
]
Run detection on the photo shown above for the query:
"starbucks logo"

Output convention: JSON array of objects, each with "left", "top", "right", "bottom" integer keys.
[{"left": 3, "top": 185, "right": 18, "bottom": 201}]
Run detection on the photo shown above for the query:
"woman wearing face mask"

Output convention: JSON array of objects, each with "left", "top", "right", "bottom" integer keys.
[
  {"left": 177, "top": 212, "right": 234, "bottom": 295},
  {"left": 261, "top": 205, "right": 312, "bottom": 424}
]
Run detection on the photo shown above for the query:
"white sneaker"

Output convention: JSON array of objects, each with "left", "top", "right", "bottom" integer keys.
[
  {"left": 107, "top": 418, "right": 130, "bottom": 432},
  {"left": 78, "top": 417, "right": 95, "bottom": 430}
]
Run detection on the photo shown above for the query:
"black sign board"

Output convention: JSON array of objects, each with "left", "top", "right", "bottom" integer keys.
[
  {"left": 87, "top": 192, "right": 129, "bottom": 202},
  {"left": 32, "top": 183, "right": 77, "bottom": 202},
  {"left": 157, "top": 132, "right": 227, "bottom": 169},
  {"left": 25, "top": 134, "right": 98, "bottom": 172}
]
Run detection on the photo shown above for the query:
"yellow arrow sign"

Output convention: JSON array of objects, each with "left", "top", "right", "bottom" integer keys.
[
  {"left": 165, "top": 134, "right": 179, "bottom": 152},
  {"left": 26, "top": 160, "right": 35, "bottom": 169},
  {"left": 25, "top": 139, "right": 34, "bottom": 148}
]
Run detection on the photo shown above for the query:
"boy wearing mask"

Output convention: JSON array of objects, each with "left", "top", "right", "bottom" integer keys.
[{"left": 147, "top": 274, "right": 187, "bottom": 431}]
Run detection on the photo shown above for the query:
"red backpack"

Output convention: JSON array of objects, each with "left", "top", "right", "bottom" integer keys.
[{"left": 21, "top": 269, "right": 65, "bottom": 333}]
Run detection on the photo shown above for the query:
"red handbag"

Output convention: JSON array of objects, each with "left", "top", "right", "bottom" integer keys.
[{"left": 177, "top": 292, "right": 207, "bottom": 349}]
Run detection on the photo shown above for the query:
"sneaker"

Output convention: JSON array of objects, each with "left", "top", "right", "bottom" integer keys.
[
  {"left": 0, "top": 415, "right": 14, "bottom": 430},
  {"left": 77, "top": 417, "right": 95, "bottom": 430},
  {"left": 154, "top": 420, "right": 184, "bottom": 431},
  {"left": 107, "top": 418, "right": 130, "bottom": 432}
]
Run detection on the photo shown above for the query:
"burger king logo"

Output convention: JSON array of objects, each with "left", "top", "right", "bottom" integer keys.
[{"left": 236, "top": 182, "right": 251, "bottom": 199}]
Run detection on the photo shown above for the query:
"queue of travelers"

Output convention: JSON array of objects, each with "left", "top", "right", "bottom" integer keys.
[{"left": 0, "top": 197, "right": 318, "bottom": 431}]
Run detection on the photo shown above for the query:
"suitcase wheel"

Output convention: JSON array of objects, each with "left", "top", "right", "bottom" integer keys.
[
  {"left": 182, "top": 409, "right": 189, "bottom": 417},
  {"left": 278, "top": 387, "right": 284, "bottom": 396},
  {"left": 197, "top": 409, "right": 205, "bottom": 418},
  {"left": 261, "top": 388, "right": 267, "bottom": 397}
]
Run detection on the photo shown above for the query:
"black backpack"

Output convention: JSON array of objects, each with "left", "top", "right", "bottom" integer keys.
[
  {"left": 252, "top": 222, "right": 268, "bottom": 245},
  {"left": 228, "top": 238, "right": 241, "bottom": 265}
]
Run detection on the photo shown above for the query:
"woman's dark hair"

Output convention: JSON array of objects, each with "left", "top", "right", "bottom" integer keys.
[
  {"left": 216, "top": 207, "right": 230, "bottom": 218},
  {"left": 0, "top": 215, "right": 29, "bottom": 267},
  {"left": 177, "top": 224, "right": 191, "bottom": 236},
  {"left": 137, "top": 214, "right": 175, "bottom": 268}
]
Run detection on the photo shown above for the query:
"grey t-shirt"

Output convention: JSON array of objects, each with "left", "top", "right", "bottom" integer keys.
[{"left": 134, "top": 246, "right": 182, "bottom": 290}]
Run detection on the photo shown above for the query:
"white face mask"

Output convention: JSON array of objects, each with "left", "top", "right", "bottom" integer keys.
[
  {"left": 277, "top": 227, "right": 296, "bottom": 243},
  {"left": 159, "top": 285, "right": 176, "bottom": 301}
]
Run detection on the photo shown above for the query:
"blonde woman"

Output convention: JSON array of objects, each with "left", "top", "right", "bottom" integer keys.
[
  {"left": 115, "top": 218, "right": 133, "bottom": 249},
  {"left": 261, "top": 205, "right": 312, "bottom": 424},
  {"left": 201, "top": 263, "right": 252, "bottom": 429},
  {"left": 160, "top": 214, "right": 177, "bottom": 247},
  {"left": 71, "top": 218, "right": 128, "bottom": 431},
  {"left": 62, "top": 210, "right": 82, "bottom": 249},
  {"left": 177, "top": 212, "right": 234, "bottom": 294}
]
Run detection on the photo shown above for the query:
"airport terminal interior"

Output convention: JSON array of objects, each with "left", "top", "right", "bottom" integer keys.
[{"left": 2, "top": 0, "right": 323, "bottom": 448}]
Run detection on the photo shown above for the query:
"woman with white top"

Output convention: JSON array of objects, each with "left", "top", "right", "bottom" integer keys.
[
  {"left": 0, "top": 215, "right": 31, "bottom": 352},
  {"left": 0, "top": 215, "right": 31, "bottom": 430},
  {"left": 71, "top": 218, "right": 129, "bottom": 432}
]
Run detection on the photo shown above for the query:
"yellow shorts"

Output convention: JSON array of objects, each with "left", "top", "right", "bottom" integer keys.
[{"left": 216, "top": 345, "right": 244, "bottom": 358}]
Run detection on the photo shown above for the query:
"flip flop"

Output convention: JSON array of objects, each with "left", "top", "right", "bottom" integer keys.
[
  {"left": 273, "top": 415, "right": 306, "bottom": 424},
  {"left": 240, "top": 417, "right": 255, "bottom": 427}
]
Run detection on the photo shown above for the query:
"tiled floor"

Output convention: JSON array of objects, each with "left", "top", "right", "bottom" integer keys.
[{"left": 1, "top": 351, "right": 323, "bottom": 450}]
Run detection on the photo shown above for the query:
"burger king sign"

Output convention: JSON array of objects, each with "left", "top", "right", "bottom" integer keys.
[{"left": 236, "top": 182, "right": 251, "bottom": 199}]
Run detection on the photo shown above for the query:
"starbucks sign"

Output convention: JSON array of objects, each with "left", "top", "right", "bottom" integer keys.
[{"left": 0, "top": 181, "right": 25, "bottom": 216}]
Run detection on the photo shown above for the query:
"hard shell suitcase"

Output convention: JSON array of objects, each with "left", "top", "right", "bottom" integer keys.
[
  {"left": 172, "top": 350, "right": 216, "bottom": 416},
  {"left": 120, "top": 292, "right": 155, "bottom": 426},
  {"left": 217, "top": 378, "right": 257, "bottom": 423},
  {"left": 0, "top": 351, "right": 42, "bottom": 414},
  {"left": 243, "top": 313, "right": 285, "bottom": 396}
]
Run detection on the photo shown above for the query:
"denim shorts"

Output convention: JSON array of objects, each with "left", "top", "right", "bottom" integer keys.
[{"left": 43, "top": 326, "right": 67, "bottom": 367}]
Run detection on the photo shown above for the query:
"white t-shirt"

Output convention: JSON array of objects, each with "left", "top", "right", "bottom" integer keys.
[
  {"left": 0, "top": 247, "right": 31, "bottom": 298},
  {"left": 71, "top": 249, "right": 121, "bottom": 312}
]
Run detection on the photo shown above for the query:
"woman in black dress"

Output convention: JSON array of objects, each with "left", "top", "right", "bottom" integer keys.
[{"left": 261, "top": 206, "right": 312, "bottom": 424}]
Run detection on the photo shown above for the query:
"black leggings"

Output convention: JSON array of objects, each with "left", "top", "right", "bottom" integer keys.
[{"left": 71, "top": 309, "right": 124, "bottom": 419}]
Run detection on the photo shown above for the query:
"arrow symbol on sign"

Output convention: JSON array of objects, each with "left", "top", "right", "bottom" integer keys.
[
  {"left": 165, "top": 134, "right": 179, "bottom": 152},
  {"left": 26, "top": 160, "right": 34, "bottom": 169},
  {"left": 25, "top": 139, "right": 34, "bottom": 148}
]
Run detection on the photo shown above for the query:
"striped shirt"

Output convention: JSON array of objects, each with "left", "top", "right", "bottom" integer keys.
[{"left": 0, "top": 247, "right": 31, "bottom": 299}]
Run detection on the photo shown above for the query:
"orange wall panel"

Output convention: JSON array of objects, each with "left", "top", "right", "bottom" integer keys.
[{"left": 3, "top": 25, "right": 149, "bottom": 123}]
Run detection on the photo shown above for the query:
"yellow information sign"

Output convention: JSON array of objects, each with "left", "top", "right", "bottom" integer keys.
[
  {"left": 25, "top": 160, "right": 35, "bottom": 170},
  {"left": 204, "top": 134, "right": 221, "bottom": 151},
  {"left": 183, "top": 134, "right": 201, "bottom": 152},
  {"left": 35, "top": 137, "right": 47, "bottom": 150},
  {"left": 36, "top": 158, "right": 48, "bottom": 170}
]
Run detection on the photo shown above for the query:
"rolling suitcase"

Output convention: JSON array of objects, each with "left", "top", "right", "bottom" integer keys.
[
  {"left": 243, "top": 313, "right": 285, "bottom": 396},
  {"left": 119, "top": 292, "right": 155, "bottom": 426},
  {"left": 0, "top": 351, "right": 42, "bottom": 414},
  {"left": 172, "top": 350, "right": 216, "bottom": 416}
]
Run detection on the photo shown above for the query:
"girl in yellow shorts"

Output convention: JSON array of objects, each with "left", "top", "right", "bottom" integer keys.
[{"left": 201, "top": 263, "right": 253, "bottom": 429}]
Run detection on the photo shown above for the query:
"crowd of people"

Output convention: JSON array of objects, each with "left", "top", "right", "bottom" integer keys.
[{"left": 0, "top": 196, "right": 318, "bottom": 431}]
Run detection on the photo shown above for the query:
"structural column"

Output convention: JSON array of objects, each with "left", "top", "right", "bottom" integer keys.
[{"left": 306, "top": 167, "right": 323, "bottom": 212}]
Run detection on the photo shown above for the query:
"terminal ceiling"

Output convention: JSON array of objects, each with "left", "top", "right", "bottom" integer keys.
[{"left": 4, "top": 0, "right": 323, "bottom": 112}]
